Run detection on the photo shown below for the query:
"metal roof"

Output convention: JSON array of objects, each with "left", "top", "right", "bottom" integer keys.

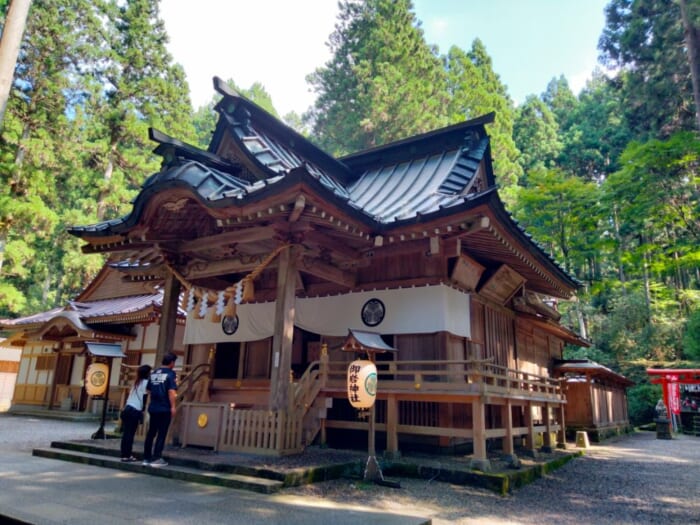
[
  {"left": 66, "top": 81, "right": 579, "bottom": 295},
  {"left": 343, "top": 329, "right": 397, "bottom": 353},
  {"left": 554, "top": 359, "right": 633, "bottom": 386},
  {"left": 85, "top": 342, "right": 125, "bottom": 358}
]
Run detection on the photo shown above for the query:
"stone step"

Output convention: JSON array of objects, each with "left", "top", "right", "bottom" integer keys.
[
  {"left": 48, "top": 440, "right": 287, "bottom": 481},
  {"left": 32, "top": 448, "right": 284, "bottom": 494}
]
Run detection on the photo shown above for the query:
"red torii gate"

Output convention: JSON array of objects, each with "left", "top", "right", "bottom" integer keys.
[{"left": 647, "top": 369, "right": 700, "bottom": 418}]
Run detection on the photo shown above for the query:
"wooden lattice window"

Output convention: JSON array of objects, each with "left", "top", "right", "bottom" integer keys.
[{"left": 35, "top": 354, "right": 56, "bottom": 371}]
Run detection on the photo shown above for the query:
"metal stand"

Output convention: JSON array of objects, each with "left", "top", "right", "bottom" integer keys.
[
  {"left": 91, "top": 358, "right": 112, "bottom": 440},
  {"left": 91, "top": 396, "right": 108, "bottom": 439},
  {"left": 363, "top": 404, "right": 382, "bottom": 481}
]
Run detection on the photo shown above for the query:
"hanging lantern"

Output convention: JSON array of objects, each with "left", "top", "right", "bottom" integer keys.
[
  {"left": 85, "top": 362, "right": 109, "bottom": 396},
  {"left": 347, "top": 360, "right": 377, "bottom": 408}
]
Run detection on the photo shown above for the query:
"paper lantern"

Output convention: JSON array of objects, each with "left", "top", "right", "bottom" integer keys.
[
  {"left": 85, "top": 363, "right": 109, "bottom": 396},
  {"left": 347, "top": 360, "right": 377, "bottom": 408}
]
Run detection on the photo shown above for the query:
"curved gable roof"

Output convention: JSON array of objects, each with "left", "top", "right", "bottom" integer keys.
[{"left": 68, "top": 78, "right": 579, "bottom": 297}]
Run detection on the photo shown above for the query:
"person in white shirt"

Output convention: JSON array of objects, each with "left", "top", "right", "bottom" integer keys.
[{"left": 120, "top": 364, "right": 151, "bottom": 462}]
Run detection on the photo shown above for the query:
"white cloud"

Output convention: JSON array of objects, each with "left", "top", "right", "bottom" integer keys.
[{"left": 160, "top": 1, "right": 339, "bottom": 115}]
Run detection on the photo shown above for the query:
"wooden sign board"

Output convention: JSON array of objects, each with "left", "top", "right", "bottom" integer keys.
[
  {"left": 478, "top": 264, "right": 525, "bottom": 305},
  {"left": 450, "top": 253, "right": 485, "bottom": 291}
]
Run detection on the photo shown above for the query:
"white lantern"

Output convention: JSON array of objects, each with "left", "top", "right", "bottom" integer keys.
[
  {"left": 347, "top": 359, "right": 377, "bottom": 408},
  {"left": 85, "top": 363, "right": 109, "bottom": 396}
]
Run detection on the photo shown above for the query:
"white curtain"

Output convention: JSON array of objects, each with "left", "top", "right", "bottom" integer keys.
[{"left": 183, "top": 284, "right": 470, "bottom": 344}]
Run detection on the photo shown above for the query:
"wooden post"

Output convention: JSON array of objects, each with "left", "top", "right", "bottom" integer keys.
[
  {"left": 320, "top": 344, "right": 329, "bottom": 387},
  {"left": 156, "top": 273, "right": 181, "bottom": 366},
  {"left": 47, "top": 344, "right": 61, "bottom": 410},
  {"left": 542, "top": 402, "right": 553, "bottom": 452},
  {"left": 385, "top": 394, "right": 399, "bottom": 458},
  {"left": 469, "top": 399, "right": 491, "bottom": 471},
  {"left": 557, "top": 402, "right": 567, "bottom": 448},
  {"left": 368, "top": 404, "right": 376, "bottom": 456},
  {"left": 269, "top": 246, "right": 296, "bottom": 411},
  {"left": 524, "top": 401, "right": 537, "bottom": 457},
  {"left": 502, "top": 399, "right": 514, "bottom": 456}
]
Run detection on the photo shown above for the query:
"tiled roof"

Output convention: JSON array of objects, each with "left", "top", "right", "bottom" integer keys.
[
  {"left": 0, "top": 294, "right": 168, "bottom": 330},
  {"left": 68, "top": 293, "right": 162, "bottom": 318},
  {"left": 0, "top": 307, "right": 65, "bottom": 327}
]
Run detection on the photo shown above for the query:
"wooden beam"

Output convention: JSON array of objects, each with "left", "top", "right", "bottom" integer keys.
[
  {"left": 362, "top": 238, "right": 431, "bottom": 259},
  {"left": 182, "top": 256, "right": 272, "bottom": 280},
  {"left": 299, "top": 229, "right": 361, "bottom": 261},
  {"left": 289, "top": 194, "right": 306, "bottom": 223},
  {"left": 179, "top": 225, "right": 277, "bottom": 253},
  {"left": 300, "top": 256, "right": 356, "bottom": 288},
  {"left": 460, "top": 216, "right": 490, "bottom": 236}
]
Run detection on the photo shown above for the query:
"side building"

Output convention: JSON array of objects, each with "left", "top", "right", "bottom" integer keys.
[{"left": 0, "top": 266, "right": 186, "bottom": 417}]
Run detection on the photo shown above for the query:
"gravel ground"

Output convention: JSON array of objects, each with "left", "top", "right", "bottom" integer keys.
[
  {"left": 2, "top": 413, "right": 698, "bottom": 524},
  {"left": 283, "top": 431, "right": 700, "bottom": 525}
]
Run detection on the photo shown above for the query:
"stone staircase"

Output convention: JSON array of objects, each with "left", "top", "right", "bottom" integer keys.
[{"left": 33, "top": 441, "right": 286, "bottom": 494}]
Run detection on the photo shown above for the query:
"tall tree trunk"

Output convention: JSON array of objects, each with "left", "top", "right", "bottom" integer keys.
[
  {"left": 680, "top": 0, "right": 700, "bottom": 131},
  {"left": 612, "top": 206, "right": 627, "bottom": 285},
  {"left": 642, "top": 245, "right": 652, "bottom": 323},
  {"left": 576, "top": 299, "right": 588, "bottom": 341},
  {"left": 96, "top": 152, "right": 115, "bottom": 221},
  {"left": 0, "top": 0, "right": 31, "bottom": 129}
]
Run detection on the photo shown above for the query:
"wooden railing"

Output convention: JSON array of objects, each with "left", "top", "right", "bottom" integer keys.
[
  {"left": 158, "top": 357, "right": 563, "bottom": 456},
  {"left": 322, "top": 359, "right": 563, "bottom": 399},
  {"left": 218, "top": 407, "right": 302, "bottom": 455}
]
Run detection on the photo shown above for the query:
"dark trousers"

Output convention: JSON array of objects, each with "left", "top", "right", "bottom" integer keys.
[
  {"left": 143, "top": 411, "right": 171, "bottom": 461},
  {"left": 120, "top": 406, "right": 142, "bottom": 458}
]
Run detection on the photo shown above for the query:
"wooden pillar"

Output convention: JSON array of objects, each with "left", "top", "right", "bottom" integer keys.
[
  {"left": 156, "top": 272, "right": 181, "bottom": 366},
  {"left": 542, "top": 402, "right": 553, "bottom": 452},
  {"left": 469, "top": 398, "right": 491, "bottom": 471},
  {"left": 269, "top": 246, "right": 296, "bottom": 411},
  {"left": 385, "top": 394, "right": 399, "bottom": 458},
  {"left": 524, "top": 401, "right": 537, "bottom": 456},
  {"left": 47, "top": 344, "right": 61, "bottom": 410},
  {"left": 502, "top": 399, "right": 514, "bottom": 456},
  {"left": 557, "top": 402, "right": 567, "bottom": 448}
]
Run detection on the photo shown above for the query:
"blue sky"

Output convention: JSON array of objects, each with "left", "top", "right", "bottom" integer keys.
[{"left": 160, "top": 0, "right": 610, "bottom": 115}]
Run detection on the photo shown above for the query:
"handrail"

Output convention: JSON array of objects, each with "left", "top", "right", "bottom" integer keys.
[
  {"left": 290, "top": 357, "right": 327, "bottom": 415},
  {"left": 321, "top": 359, "right": 563, "bottom": 397}
]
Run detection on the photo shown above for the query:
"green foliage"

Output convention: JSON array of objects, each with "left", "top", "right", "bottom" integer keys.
[
  {"left": 565, "top": 73, "right": 631, "bottom": 180},
  {"left": 683, "top": 308, "right": 700, "bottom": 360},
  {"left": 599, "top": 0, "right": 696, "bottom": 137},
  {"left": 306, "top": 0, "right": 448, "bottom": 155},
  {"left": 512, "top": 168, "right": 603, "bottom": 278},
  {"left": 513, "top": 95, "right": 562, "bottom": 174},
  {"left": 445, "top": 42, "right": 521, "bottom": 190},
  {"left": 0, "top": 0, "right": 195, "bottom": 315},
  {"left": 627, "top": 383, "right": 662, "bottom": 425}
]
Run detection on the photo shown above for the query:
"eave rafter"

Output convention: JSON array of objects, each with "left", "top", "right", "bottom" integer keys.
[{"left": 299, "top": 255, "right": 357, "bottom": 288}]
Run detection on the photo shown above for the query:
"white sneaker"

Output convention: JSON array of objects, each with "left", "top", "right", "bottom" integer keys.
[
  {"left": 141, "top": 459, "right": 150, "bottom": 466},
  {"left": 149, "top": 458, "right": 168, "bottom": 468}
]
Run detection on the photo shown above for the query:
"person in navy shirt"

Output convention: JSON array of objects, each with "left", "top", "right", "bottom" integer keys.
[{"left": 143, "top": 352, "right": 177, "bottom": 467}]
